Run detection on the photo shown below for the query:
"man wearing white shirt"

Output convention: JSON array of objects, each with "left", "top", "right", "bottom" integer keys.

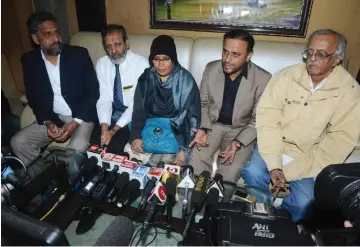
[
  {"left": 90, "top": 25, "right": 148, "bottom": 153},
  {"left": 11, "top": 11, "right": 99, "bottom": 166}
]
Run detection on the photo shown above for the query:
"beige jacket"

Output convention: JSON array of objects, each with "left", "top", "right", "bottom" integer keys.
[
  {"left": 200, "top": 61, "right": 271, "bottom": 146},
  {"left": 256, "top": 63, "right": 360, "bottom": 181}
]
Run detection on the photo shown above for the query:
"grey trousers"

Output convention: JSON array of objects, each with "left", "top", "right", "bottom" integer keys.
[
  {"left": 11, "top": 115, "right": 94, "bottom": 166},
  {"left": 191, "top": 122, "right": 255, "bottom": 200}
]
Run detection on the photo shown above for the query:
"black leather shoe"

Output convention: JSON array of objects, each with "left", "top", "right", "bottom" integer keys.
[
  {"left": 73, "top": 206, "right": 91, "bottom": 221},
  {"left": 75, "top": 208, "right": 103, "bottom": 235}
]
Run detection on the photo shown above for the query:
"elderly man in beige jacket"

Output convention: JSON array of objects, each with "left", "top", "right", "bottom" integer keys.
[{"left": 241, "top": 29, "right": 360, "bottom": 222}]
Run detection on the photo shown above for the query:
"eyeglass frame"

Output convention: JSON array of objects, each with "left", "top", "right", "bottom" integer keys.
[
  {"left": 302, "top": 49, "right": 337, "bottom": 61},
  {"left": 152, "top": 56, "right": 172, "bottom": 63}
]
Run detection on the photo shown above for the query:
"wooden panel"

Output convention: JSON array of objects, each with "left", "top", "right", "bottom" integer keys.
[
  {"left": 67, "top": 0, "right": 79, "bottom": 36},
  {"left": 1, "top": 0, "right": 27, "bottom": 93},
  {"left": 13, "top": 0, "right": 34, "bottom": 53}
]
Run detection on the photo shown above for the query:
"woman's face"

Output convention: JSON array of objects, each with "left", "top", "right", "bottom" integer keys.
[{"left": 152, "top": 55, "right": 174, "bottom": 79}]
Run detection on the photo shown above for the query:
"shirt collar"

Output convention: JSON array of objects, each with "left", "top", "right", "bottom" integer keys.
[
  {"left": 40, "top": 50, "right": 60, "bottom": 65},
  {"left": 309, "top": 76, "right": 327, "bottom": 94},
  {"left": 225, "top": 62, "right": 248, "bottom": 81}
]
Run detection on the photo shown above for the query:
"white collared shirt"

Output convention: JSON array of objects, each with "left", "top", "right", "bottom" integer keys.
[
  {"left": 309, "top": 77, "right": 326, "bottom": 94},
  {"left": 41, "top": 51, "right": 82, "bottom": 124},
  {"left": 96, "top": 50, "right": 149, "bottom": 127}
]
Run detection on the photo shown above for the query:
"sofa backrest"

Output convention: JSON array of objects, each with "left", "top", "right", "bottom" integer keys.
[
  {"left": 70, "top": 32, "right": 306, "bottom": 87},
  {"left": 191, "top": 38, "right": 305, "bottom": 85},
  {"left": 71, "top": 32, "right": 194, "bottom": 71}
]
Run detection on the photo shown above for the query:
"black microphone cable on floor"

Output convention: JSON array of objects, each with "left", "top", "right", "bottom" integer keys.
[
  {"left": 129, "top": 223, "right": 158, "bottom": 246},
  {"left": 129, "top": 221, "right": 182, "bottom": 246}
]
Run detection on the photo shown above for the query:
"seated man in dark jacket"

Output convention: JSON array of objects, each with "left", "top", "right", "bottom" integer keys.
[{"left": 11, "top": 11, "right": 99, "bottom": 166}]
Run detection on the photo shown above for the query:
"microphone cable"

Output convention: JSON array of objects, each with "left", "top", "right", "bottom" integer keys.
[
  {"left": 129, "top": 223, "right": 158, "bottom": 246},
  {"left": 130, "top": 221, "right": 182, "bottom": 246},
  {"left": 39, "top": 192, "right": 67, "bottom": 221}
]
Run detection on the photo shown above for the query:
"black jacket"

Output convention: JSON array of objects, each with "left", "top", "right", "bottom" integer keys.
[{"left": 22, "top": 45, "right": 99, "bottom": 126}]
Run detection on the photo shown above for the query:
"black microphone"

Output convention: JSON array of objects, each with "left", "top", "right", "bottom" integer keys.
[
  {"left": 116, "top": 179, "right": 141, "bottom": 207},
  {"left": 165, "top": 177, "right": 177, "bottom": 237},
  {"left": 94, "top": 216, "right": 134, "bottom": 246},
  {"left": 157, "top": 161, "right": 165, "bottom": 168},
  {"left": 144, "top": 181, "right": 167, "bottom": 229},
  {"left": 80, "top": 167, "right": 106, "bottom": 197},
  {"left": 181, "top": 188, "right": 220, "bottom": 246},
  {"left": 203, "top": 187, "right": 219, "bottom": 220},
  {"left": 138, "top": 177, "right": 157, "bottom": 211},
  {"left": 108, "top": 172, "right": 130, "bottom": 202},
  {"left": 92, "top": 166, "right": 119, "bottom": 201},
  {"left": 79, "top": 156, "right": 99, "bottom": 181},
  {"left": 208, "top": 173, "right": 225, "bottom": 201},
  {"left": 83, "top": 156, "right": 98, "bottom": 171},
  {"left": 182, "top": 170, "right": 211, "bottom": 238}
]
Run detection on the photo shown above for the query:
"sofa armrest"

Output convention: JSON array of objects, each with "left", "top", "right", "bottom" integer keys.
[{"left": 355, "top": 137, "right": 360, "bottom": 150}]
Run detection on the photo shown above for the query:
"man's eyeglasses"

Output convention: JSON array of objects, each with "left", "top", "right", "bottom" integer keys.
[
  {"left": 153, "top": 57, "right": 172, "bottom": 63},
  {"left": 302, "top": 50, "right": 335, "bottom": 60}
]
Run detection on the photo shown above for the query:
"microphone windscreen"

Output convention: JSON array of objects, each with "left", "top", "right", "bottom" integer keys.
[
  {"left": 85, "top": 156, "right": 98, "bottom": 170},
  {"left": 207, "top": 188, "right": 220, "bottom": 205},
  {"left": 214, "top": 173, "right": 223, "bottom": 182},
  {"left": 165, "top": 177, "right": 177, "bottom": 197},
  {"left": 182, "top": 165, "right": 194, "bottom": 174},
  {"left": 156, "top": 161, "right": 165, "bottom": 168},
  {"left": 94, "top": 216, "right": 134, "bottom": 246},
  {"left": 127, "top": 179, "right": 141, "bottom": 192},
  {"left": 115, "top": 172, "right": 130, "bottom": 190},
  {"left": 191, "top": 171, "right": 211, "bottom": 206},
  {"left": 143, "top": 177, "right": 157, "bottom": 195}
]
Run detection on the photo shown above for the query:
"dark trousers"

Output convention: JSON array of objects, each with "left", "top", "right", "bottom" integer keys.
[{"left": 90, "top": 123, "right": 130, "bottom": 154}]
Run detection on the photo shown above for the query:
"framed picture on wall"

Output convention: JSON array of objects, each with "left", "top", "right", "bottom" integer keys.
[{"left": 150, "top": 0, "right": 313, "bottom": 37}]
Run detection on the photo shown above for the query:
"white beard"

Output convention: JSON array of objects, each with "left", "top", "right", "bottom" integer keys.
[{"left": 110, "top": 50, "right": 127, "bottom": 65}]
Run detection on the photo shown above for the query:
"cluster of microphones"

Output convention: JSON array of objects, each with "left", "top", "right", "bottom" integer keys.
[{"left": 76, "top": 145, "right": 226, "bottom": 243}]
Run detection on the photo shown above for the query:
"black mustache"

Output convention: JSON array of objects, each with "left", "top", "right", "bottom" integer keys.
[{"left": 51, "top": 41, "right": 63, "bottom": 47}]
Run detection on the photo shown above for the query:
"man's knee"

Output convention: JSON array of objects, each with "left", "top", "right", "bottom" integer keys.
[
  {"left": 190, "top": 149, "right": 213, "bottom": 176},
  {"left": 282, "top": 181, "right": 315, "bottom": 222},
  {"left": 241, "top": 160, "right": 266, "bottom": 180},
  {"left": 219, "top": 169, "right": 241, "bottom": 184},
  {"left": 241, "top": 160, "right": 270, "bottom": 191},
  {"left": 10, "top": 131, "right": 26, "bottom": 153},
  {"left": 68, "top": 138, "right": 90, "bottom": 152},
  {"left": 282, "top": 194, "right": 314, "bottom": 222}
]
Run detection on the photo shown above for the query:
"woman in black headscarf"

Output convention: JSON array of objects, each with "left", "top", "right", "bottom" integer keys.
[{"left": 130, "top": 35, "right": 200, "bottom": 165}]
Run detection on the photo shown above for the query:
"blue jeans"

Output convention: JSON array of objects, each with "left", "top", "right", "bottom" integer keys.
[{"left": 241, "top": 146, "right": 315, "bottom": 222}]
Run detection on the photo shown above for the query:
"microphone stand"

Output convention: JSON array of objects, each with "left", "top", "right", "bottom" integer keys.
[
  {"left": 166, "top": 196, "right": 175, "bottom": 238},
  {"left": 182, "top": 182, "right": 189, "bottom": 219}
]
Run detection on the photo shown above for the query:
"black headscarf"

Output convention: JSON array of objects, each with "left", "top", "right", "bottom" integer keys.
[{"left": 148, "top": 35, "right": 178, "bottom": 65}]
